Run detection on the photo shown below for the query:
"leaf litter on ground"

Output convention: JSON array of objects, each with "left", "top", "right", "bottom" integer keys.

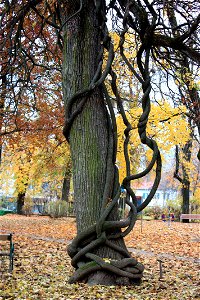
[{"left": 0, "top": 215, "right": 199, "bottom": 299}]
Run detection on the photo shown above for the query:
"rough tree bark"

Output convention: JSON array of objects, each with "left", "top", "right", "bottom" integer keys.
[{"left": 62, "top": 0, "right": 108, "bottom": 230}]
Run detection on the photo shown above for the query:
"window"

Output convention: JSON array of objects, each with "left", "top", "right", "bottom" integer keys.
[
  {"left": 142, "top": 193, "right": 148, "bottom": 200},
  {"left": 154, "top": 193, "right": 160, "bottom": 199},
  {"left": 164, "top": 193, "right": 170, "bottom": 200}
]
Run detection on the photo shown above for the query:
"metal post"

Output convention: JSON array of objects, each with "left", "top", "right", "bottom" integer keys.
[
  {"left": 158, "top": 259, "right": 163, "bottom": 279},
  {"left": 168, "top": 207, "right": 171, "bottom": 227}
]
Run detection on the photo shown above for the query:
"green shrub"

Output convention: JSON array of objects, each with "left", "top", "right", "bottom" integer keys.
[
  {"left": 23, "top": 195, "right": 34, "bottom": 216},
  {"left": 165, "top": 198, "right": 182, "bottom": 219},
  {"left": 47, "top": 200, "right": 69, "bottom": 218},
  {"left": 143, "top": 206, "right": 162, "bottom": 220}
]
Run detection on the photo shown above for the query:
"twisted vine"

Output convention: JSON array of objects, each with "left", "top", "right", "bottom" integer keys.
[{"left": 63, "top": 1, "right": 161, "bottom": 284}]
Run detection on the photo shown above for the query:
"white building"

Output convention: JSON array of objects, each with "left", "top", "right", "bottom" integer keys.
[
  {"left": 132, "top": 176, "right": 179, "bottom": 207},
  {"left": 135, "top": 188, "right": 178, "bottom": 207}
]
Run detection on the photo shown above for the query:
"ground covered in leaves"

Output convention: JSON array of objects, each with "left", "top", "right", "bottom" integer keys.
[{"left": 0, "top": 215, "right": 199, "bottom": 299}]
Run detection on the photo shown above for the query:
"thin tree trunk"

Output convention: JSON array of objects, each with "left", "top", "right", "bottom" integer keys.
[
  {"left": 181, "top": 139, "right": 192, "bottom": 223},
  {"left": 16, "top": 192, "right": 26, "bottom": 215},
  {"left": 61, "top": 159, "right": 72, "bottom": 202},
  {"left": 181, "top": 185, "right": 190, "bottom": 220},
  {"left": 15, "top": 166, "right": 29, "bottom": 215},
  {"left": 174, "top": 138, "right": 192, "bottom": 223},
  {"left": 0, "top": 74, "right": 6, "bottom": 165}
]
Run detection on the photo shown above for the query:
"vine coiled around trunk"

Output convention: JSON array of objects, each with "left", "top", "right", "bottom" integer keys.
[{"left": 64, "top": 1, "right": 161, "bottom": 284}]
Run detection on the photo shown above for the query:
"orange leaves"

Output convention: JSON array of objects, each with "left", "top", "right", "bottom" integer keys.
[
  {"left": 0, "top": 215, "right": 199, "bottom": 299},
  {"left": 0, "top": 214, "right": 76, "bottom": 241},
  {"left": 124, "top": 220, "right": 200, "bottom": 260}
]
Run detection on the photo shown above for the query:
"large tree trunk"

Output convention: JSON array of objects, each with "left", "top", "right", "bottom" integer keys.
[
  {"left": 62, "top": 1, "right": 108, "bottom": 230},
  {"left": 62, "top": 1, "right": 142, "bottom": 285}
]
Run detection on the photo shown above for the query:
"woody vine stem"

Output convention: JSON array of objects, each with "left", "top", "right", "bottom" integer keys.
[{"left": 62, "top": 1, "right": 162, "bottom": 284}]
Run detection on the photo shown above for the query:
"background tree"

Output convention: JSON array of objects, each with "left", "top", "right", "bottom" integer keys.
[
  {"left": 0, "top": 131, "right": 71, "bottom": 212},
  {"left": 152, "top": 0, "right": 200, "bottom": 219}
]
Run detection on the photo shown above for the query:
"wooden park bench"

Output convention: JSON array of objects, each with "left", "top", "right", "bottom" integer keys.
[
  {"left": 180, "top": 214, "right": 200, "bottom": 222},
  {"left": 0, "top": 233, "right": 14, "bottom": 272}
]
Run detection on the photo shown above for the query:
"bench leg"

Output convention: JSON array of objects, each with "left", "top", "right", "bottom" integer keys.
[{"left": 9, "top": 255, "right": 14, "bottom": 272}]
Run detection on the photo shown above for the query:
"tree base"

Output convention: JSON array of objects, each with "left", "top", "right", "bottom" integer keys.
[
  {"left": 68, "top": 257, "right": 144, "bottom": 286},
  {"left": 87, "top": 270, "right": 142, "bottom": 286}
]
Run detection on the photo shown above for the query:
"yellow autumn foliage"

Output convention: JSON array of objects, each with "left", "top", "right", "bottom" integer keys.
[
  {"left": 116, "top": 100, "right": 191, "bottom": 184},
  {"left": 0, "top": 136, "right": 71, "bottom": 198}
]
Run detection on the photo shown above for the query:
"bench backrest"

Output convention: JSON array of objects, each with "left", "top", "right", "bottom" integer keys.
[
  {"left": 0, "top": 234, "right": 12, "bottom": 241},
  {"left": 180, "top": 214, "right": 200, "bottom": 219},
  {"left": 0, "top": 233, "right": 14, "bottom": 272}
]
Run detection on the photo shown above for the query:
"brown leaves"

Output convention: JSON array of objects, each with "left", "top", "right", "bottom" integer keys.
[
  {"left": 125, "top": 220, "right": 200, "bottom": 260},
  {"left": 0, "top": 215, "right": 199, "bottom": 299}
]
